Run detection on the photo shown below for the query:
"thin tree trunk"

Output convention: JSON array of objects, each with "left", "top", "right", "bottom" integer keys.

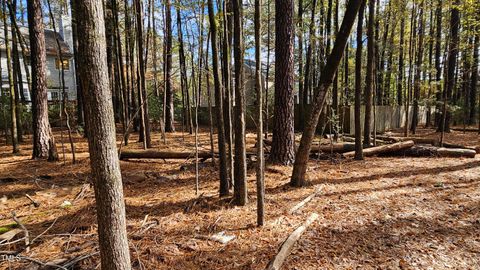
[
  {"left": 135, "top": 0, "right": 151, "bottom": 148},
  {"left": 468, "top": 29, "right": 479, "bottom": 125},
  {"left": 3, "top": 0, "right": 18, "bottom": 153},
  {"left": 232, "top": 0, "right": 247, "bottom": 205},
  {"left": 397, "top": 14, "right": 405, "bottom": 106},
  {"left": 254, "top": 0, "right": 265, "bottom": 226},
  {"left": 434, "top": 0, "right": 442, "bottom": 127},
  {"left": 205, "top": 31, "right": 216, "bottom": 164},
  {"left": 297, "top": 0, "right": 305, "bottom": 130},
  {"left": 411, "top": 0, "right": 424, "bottom": 134},
  {"left": 69, "top": 0, "right": 84, "bottom": 128},
  {"left": 290, "top": 0, "right": 363, "bottom": 186},
  {"left": 165, "top": 0, "right": 175, "bottom": 132},
  {"left": 354, "top": 1, "right": 366, "bottom": 160},
  {"left": 207, "top": 0, "right": 230, "bottom": 196},
  {"left": 364, "top": 0, "right": 375, "bottom": 147},
  {"left": 177, "top": 7, "right": 191, "bottom": 135},
  {"left": 47, "top": 0, "right": 76, "bottom": 163},
  {"left": 439, "top": 0, "right": 460, "bottom": 133},
  {"left": 221, "top": 0, "right": 234, "bottom": 185},
  {"left": 265, "top": 0, "right": 271, "bottom": 139},
  {"left": 405, "top": 1, "right": 417, "bottom": 137}
]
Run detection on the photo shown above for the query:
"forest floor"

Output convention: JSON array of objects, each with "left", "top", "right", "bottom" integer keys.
[{"left": 0, "top": 126, "right": 479, "bottom": 269}]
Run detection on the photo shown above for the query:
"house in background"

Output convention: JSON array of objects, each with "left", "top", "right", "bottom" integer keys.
[{"left": 0, "top": 14, "right": 76, "bottom": 102}]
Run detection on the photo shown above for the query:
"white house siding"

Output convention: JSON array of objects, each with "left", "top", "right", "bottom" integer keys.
[
  {"left": 45, "top": 56, "right": 76, "bottom": 101},
  {"left": 0, "top": 54, "right": 76, "bottom": 101}
]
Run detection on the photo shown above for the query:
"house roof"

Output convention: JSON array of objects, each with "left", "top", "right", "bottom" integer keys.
[{"left": 0, "top": 24, "right": 73, "bottom": 58}]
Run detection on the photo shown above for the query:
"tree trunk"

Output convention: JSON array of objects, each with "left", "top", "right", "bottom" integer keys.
[
  {"left": 72, "top": 1, "right": 131, "bottom": 269},
  {"left": 364, "top": 0, "right": 375, "bottom": 146},
  {"left": 135, "top": 0, "right": 151, "bottom": 148},
  {"left": 27, "top": 0, "right": 58, "bottom": 160},
  {"left": 354, "top": 1, "right": 366, "bottom": 160},
  {"left": 70, "top": 0, "right": 84, "bottom": 127},
  {"left": 397, "top": 11, "right": 405, "bottom": 105},
  {"left": 434, "top": 0, "right": 442, "bottom": 127},
  {"left": 232, "top": 0, "right": 247, "bottom": 205},
  {"left": 297, "top": 0, "right": 305, "bottom": 130},
  {"left": 469, "top": 30, "right": 479, "bottom": 125},
  {"left": 165, "top": 0, "right": 175, "bottom": 132},
  {"left": 207, "top": 0, "right": 230, "bottom": 196},
  {"left": 9, "top": 0, "right": 23, "bottom": 143},
  {"left": 439, "top": 0, "right": 460, "bottom": 133},
  {"left": 425, "top": 5, "right": 434, "bottom": 127},
  {"left": 290, "top": 0, "right": 364, "bottom": 186},
  {"left": 271, "top": 0, "right": 296, "bottom": 165},
  {"left": 254, "top": 0, "right": 265, "bottom": 226},
  {"left": 176, "top": 7, "right": 192, "bottom": 135},
  {"left": 411, "top": 0, "right": 425, "bottom": 134},
  {"left": 221, "top": 0, "right": 234, "bottom": 185},
  {"left": 302, "top": 0, "right": 317, "bottom": 117},
  {"left": 46, "top": 0, "right": 76, "bottom": 164},
  {"left": 344, "top": 140, "right": 415, "bottom": 158}
]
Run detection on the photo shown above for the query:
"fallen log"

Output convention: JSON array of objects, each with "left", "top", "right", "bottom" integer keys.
[
  {"left": 380, "top": 145, "right": 438, "bottom": 157},
  {"left": 120, "top": 150, "right": 213, "bottom": 160},
  {"left": 310, "top": 143, "right": 356, "bottom": 153},
  {"left": 442, "top": 142, "right": 480, "bottom": 153},
  {"left": 375, "top": 135, "right": 439, "bottom": 146},
  {"left": 451, "top": 127, "right": 479, "bottom": 132},
  {"left": 266, "top": 213, "right": 319, "bottom": 270},
  {"left": 437, "top": 148, "right": 477, "bottom": 158},
  {"left": 288, "top": 188, "right": 322, "bottom": 214},
  {"left": 343, "top": 140, "right": 415, "bottom": 158},
  {"left": 380, "top": 145, "right": 477, "bottom": 158}
]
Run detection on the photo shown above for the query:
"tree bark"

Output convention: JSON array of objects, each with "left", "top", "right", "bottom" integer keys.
[
  {"left": 134, "top": 0, "right": 151, "bottom": 148},
  {"left": 27, "top": 0, "right": 58, "bottom": 160},
  {"left": 290, "top": 0, "right": 364, "bottom": 186},
  {"left": 207, "top": 0, "right": 230, "bottom": 196},
  {"left": 344, "top": 140, "right": 415, "bottom": 158},
  {"left": 254, "top": 0, "right": 265, "bottom": 226},
  {"left": 438, "top": 0, "right": 460, "bottom": 133},
  {"left": 469, "top": 30, "right": 479, "bottom": 125},
  {"left": 434, "top": 0, "right": 442, "bottom": 127},
  {"left": 271, "top": 0, "right": 296, "bottom": 165},
  {"left": 364, "top": 0, "right": 375, "bottom": 147},
  {"left": 297, "top": 0, "right": 305, "bottom": 130},
  {"left": 9, "top": 0, "right": 23, "bottom": 142},
  {"left": 232, "top": 0, "right": 247, "bottom": 205},
  {"left": 72, "top": 1, "right": 132, "bottom": 269},
  {"left": 354, "top": 1, "right": 366, "bottom": 160},
  {"left": 165, "top": 0, "right": 175, "bottom": 132},
  {"left": 411, "top": 0, "right": 425, "bottom": 134},
  {"left": 397, "top": 12, "right": 405, "bottom": 105}
]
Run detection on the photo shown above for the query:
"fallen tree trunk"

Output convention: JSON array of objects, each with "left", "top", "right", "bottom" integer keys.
[
  {"left": 451, "top": 127, "right": 480, "bottom": 132},
  {"left": 259, "top": 139, "right": 356, "bottom": 154},
  {"left": 376, "top": 135, "right": 439, "bottom": 146},
  {"left": 120, "top": 150, "right": 213, "bottom": 160},
  {"left": 442, "top": 142, "right": 480, "bottom": 153},
  {"left": 380, "top": 145, "right": 477, "bottom": 158},
  {"left": 343, "top": 140, "right": 415, "bottom": 158},
  {"left": 437, "top": 148, "right": 477, "bottom": 158},
  {"left": 310, "top": 143, "right": 356, "bottom": 153},
  {"left": 266, "top": 213, "right": 319, "bottom": 270}
]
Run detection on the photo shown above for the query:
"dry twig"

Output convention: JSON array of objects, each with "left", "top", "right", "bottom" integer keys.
[{"left": 12, "top": 211, "right": 29, "bottom": 253}]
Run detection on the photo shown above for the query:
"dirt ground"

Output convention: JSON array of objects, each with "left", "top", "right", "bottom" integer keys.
[{"left": 0, "top": 127, "right": 479, "bottom": 269}]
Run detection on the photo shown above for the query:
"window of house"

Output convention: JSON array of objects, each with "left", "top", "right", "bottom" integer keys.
[
  {"left": 50, "top": 91, "right": 60, "bottom": 101},
  {"left": 55, "top": 58, "right": 70, "bottom": 71}
]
